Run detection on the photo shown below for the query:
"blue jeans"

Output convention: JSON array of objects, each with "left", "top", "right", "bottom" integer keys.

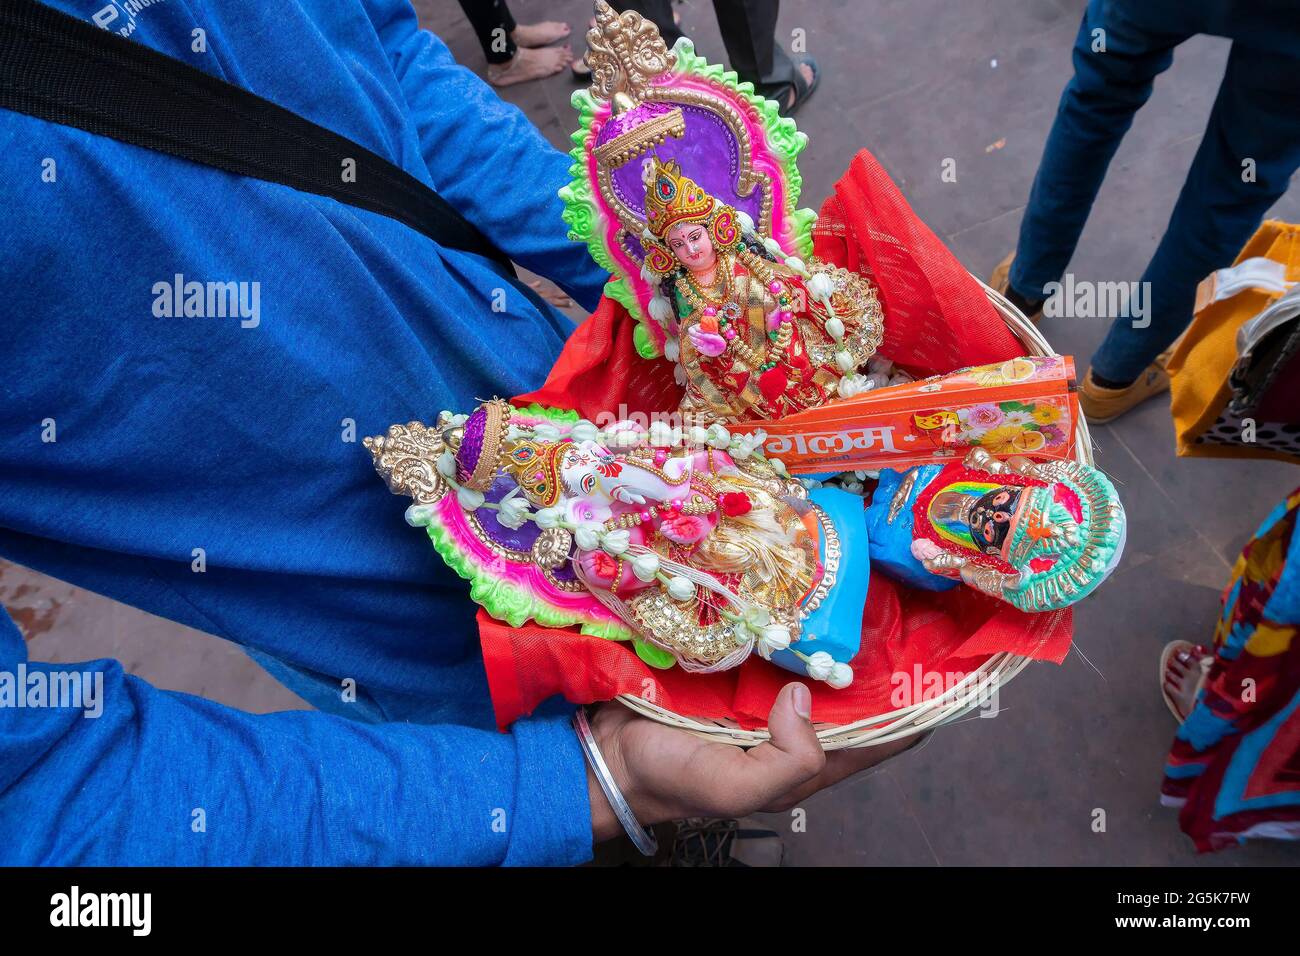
[{"left": 1010, "top": 0, "right": 1300, "bottom": 384}]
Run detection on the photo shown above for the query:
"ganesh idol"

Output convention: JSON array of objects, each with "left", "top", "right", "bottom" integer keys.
[{"left": 364, "top": 404, "right": 1125, "bottom": 688}]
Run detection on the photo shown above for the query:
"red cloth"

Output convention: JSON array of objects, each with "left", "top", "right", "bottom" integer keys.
[
  {"left": 494, "top": 148, "right": 1071, "bottom": 731},
  {"left": 812, "top": 149, "right": 1021, "bottom": 374}
]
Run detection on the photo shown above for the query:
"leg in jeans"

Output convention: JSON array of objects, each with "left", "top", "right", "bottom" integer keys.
[
  {"left": 1008, "top": 0, "right": 1191, "bottom": 301},
  {"left": 1090, "top": 41, "right": 1300, "bottom": 383},
  {"left": 457, "top": 0, "right": 517, "bottom": 65}
]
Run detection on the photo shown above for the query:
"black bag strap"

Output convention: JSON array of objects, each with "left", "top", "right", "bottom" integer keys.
[{"left": 0, "top": 0, "right": 515, "bottom": 273}]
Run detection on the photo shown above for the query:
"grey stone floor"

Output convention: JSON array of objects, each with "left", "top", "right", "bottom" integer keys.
[{"left": 7, "top": 0, "right": 1300, "bottom": 866}]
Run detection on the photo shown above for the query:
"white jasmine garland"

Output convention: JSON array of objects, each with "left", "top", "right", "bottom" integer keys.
[
  {"left": 824, "top": 317, "right": 845, "bottom": 341},
  {"left": 573, "top": 522, "right": 603, "bottom": 551},
  {"left": 770, "top": 457, "right": 789, "bottom": 477},
  {"left": 456, "top": 486, "right": 485, "bottom": 511},
  {"left": 601, "top": 528, "right": 631, "bottom": 556},
  {"left": 673, "top": 363, "right": 688, "bottom": 386},
  {"left": 688, "top": 425, "right": 710, "bottom": 447},
  {"left": 735, "top": 210, "right": 756, "bottom": 234},
  {"left": 532, "top": 422, "right": 561, "bottom": 443},
  {"left": 705, "top": 423, "right": 731, "bottom": 449},
  {"left": 447, "top": 413, "right": 469, "bottom": 427},
  {"left": 837, "top": 373, "right": 869, "bottom": 399},
  {"left": 663, "top": 338, "right": 681, "bottom": 363},
  {"left": 835, "top": 350, "right": 855, "bottom": 373},
  {"left": 805, "top": 651, "right": 835, "bottom": 681},
  {"left": 496, "top": 497, "right": 530, "bottom": 530},
  {"left": 762, "top": 236, "right": 784, "bottom": 257},
  {"left": 436, "top": 450, "right": 458, "bottom": 480},
  {"left": 759, "top": 623, "right": 792, "bottom": 655},
  {"left": 608, "top": 425, "right": 642, "bottom": 448},
  {"left": 631, "top": 552, "right": 660, "bottom": 582},
  {"left": 534, "top": 506, "right": 563, "bottom": 529},
  {"left": 665, "top": 575, "right": 696, "bottom": 601},
  {"left": 784, "top": 256, "right": 806, "bottom": 275},
  {"left": 648, "top": 421, "right": 679, "bottom": 447},
  {"left": 404, "top": 504, "right": 436, "bottom": 527},
  {"left": 570, "top": 420, "right": 599, "bottom": 443},
  {"left": 807, "top": 271, "right": 835, "bottom": 301},
  {"left": 648, "top": 295, "right": 673, "bottom": 325},
  {"left": 827, "top": 662, "right": 854, "bottom": 689}
]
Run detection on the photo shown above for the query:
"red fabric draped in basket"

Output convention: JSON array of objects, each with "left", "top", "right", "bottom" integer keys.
[{"left": 487, "top": 148, "right": 1072, "bottom": 732}]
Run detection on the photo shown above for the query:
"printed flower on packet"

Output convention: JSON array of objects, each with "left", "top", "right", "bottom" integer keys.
[{"left": 962, "top": 403, "right": 1005, "bottom": 430}]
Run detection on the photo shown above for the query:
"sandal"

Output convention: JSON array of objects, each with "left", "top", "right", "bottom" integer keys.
[
  {"left": 774, "top": 55, "right": 819, "bottom": 117},
  {"left": 1159, "top": 640, "right": 1212, "bottom": 724}
]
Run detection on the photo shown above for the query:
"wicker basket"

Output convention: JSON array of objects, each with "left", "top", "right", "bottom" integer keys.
[{"left": 616, "top": 278, "right": 1094, "bottom": 750}]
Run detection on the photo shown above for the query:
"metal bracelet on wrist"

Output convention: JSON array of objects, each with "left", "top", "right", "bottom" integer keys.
[{"left": 572, "top": 706, "right": 658, "bottom": 857}]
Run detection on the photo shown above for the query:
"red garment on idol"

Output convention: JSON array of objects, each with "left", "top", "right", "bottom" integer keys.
[{"left": 488, "top": 149, "right": 1072, "bottom": 731}]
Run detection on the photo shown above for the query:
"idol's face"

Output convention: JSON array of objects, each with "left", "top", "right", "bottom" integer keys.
[
  {"left": 666, "top": 222, "right": 716, "bottom": 275},
  {"left": 970, "top": 485, "right": 1023, "bottom": 554}
]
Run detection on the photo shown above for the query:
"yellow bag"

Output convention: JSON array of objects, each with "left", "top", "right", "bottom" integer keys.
[{"left": 1169, "top": 220, "right": 1300, "bottom": 464}]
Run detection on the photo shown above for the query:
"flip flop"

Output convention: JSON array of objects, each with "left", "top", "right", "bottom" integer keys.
[
  {"left": 775, "top": 55, "right": 819, "bottom": 117},
  {"left": 1159, "top": 640, "right": 1212, "bottom": 724}
]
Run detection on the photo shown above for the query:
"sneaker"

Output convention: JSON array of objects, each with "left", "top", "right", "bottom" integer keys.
[
  {"left": 988, "top": 252, "right": 1043, "bottom": 323},
  {"left": 1078, "top": 356, "right": 1171, "bottom": 425}
]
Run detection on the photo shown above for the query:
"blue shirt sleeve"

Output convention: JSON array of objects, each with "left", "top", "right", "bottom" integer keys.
[
  {"left": 365, "top": 0, "right": 608, "bottom": 311},
  {"left": 0, "top": 610, "right": 593, "bottom": 866},
  {"left": 0, "top": 0, "right": 600, "bottom": 866}
]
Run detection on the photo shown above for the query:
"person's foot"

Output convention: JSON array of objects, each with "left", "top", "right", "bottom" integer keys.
[
  {"left": 778, "top": 57, "right": 819, "bottom": 116},
  {"left": 988, "top": 252, "right": 1043, "bottom": 322},
  {"left": 510, "top": 21, "right": 571, "bottom": 48},
  {"left": 1161, "top": 642, "right": 1212, "bottom": 723},
  {"left": 1078, "top": 352, "right": 1172, "bottom": 424},
  {"left": 488, "top": 44, "right": 573, "bottom": 87}
]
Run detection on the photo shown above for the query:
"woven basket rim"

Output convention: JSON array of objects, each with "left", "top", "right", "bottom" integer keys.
[{"left": 615, "top": 277, "right": 1093, "bottom": 749}]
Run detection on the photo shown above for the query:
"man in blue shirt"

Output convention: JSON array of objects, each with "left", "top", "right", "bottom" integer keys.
[{"left": 0, "top": 0, "right": 903, "bottom": 864}]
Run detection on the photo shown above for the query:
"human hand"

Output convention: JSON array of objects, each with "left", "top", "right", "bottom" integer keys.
[
  {"left": 528, "top": 278, "right": 575, "bottom": 309},
  {"left": 585, "top": 683, "right": 920, "bottom": 842}
]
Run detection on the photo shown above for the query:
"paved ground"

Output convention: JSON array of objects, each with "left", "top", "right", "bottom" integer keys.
[{"left": 6, "top": 0, "right": 1299, "bottom": 865}]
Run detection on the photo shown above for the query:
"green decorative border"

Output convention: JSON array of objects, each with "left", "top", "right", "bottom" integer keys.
[
  {"left": 560, "top": 38, "right": 817, "bottom": 360},
  {"left": 1005, "top": 470, "right": 1124, "bottom": 612},
  {"left": 510, "top": 402, "right": 579, "bottom": 424},
  {"left": 426, "top": 515, "right": 637, "bottom": 641}
]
